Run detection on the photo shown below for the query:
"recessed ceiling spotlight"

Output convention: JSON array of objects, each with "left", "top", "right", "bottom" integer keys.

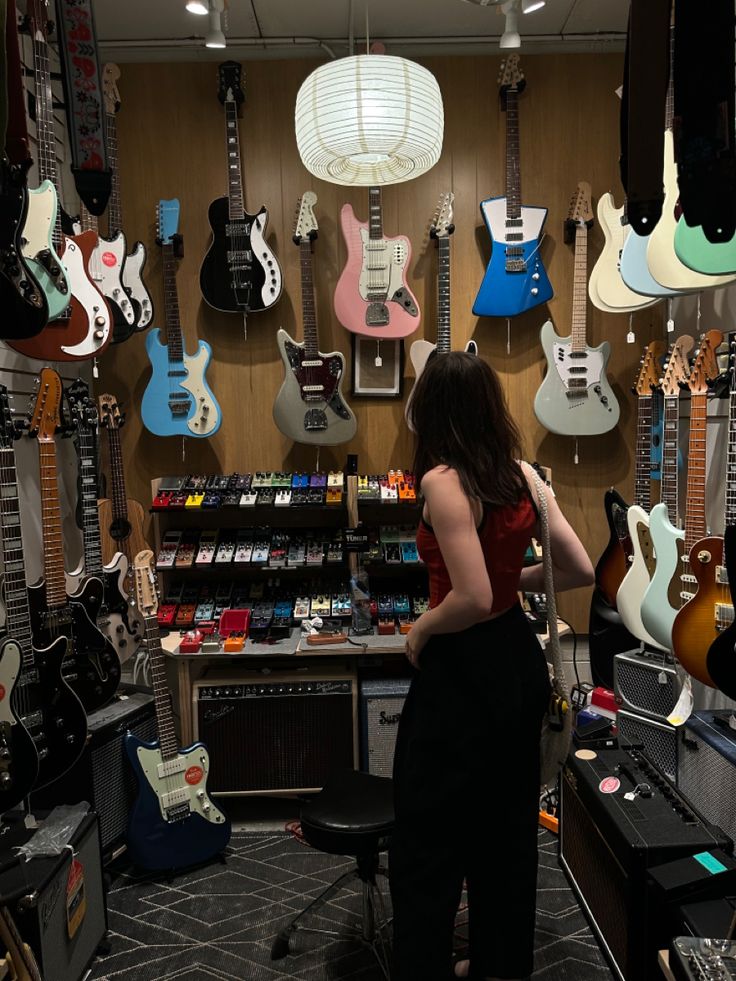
[{"left": 185, "top": 0, "right": 208, "bottom": 13}]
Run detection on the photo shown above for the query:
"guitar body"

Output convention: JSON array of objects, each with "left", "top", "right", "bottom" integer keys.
[
  {"left": 20, "top": 180, "right": 70, "bottom": 321},
  {"left": 648, "top": 132, "right": 736, "bottom": 290},
  {"left": 200, "top": 197, "right": 282, "bottom": 313},
  {"left": 273, "top": 329, "right": 357, "bottom": 446},
  {"left": 594, "top": 489, "right": 631, "bottom": 608},
  {"left": 91, "top": 229, "right": 137, "bottom": 342},
  {"left": 98, "top": 497, "right": 149, "bottom": 568},
  {"left": 16, "top": 633, "right": 87, "bottom": 790},
  {"left": 533, "top": 320, "right": 620, "bottom": 436},
  {"left": 472, "top": 198, "right": 553, "bottom": 317},
  {"left": 27, "top": 577, "right": 120, "bottom": 713},
  {"left": 589, "top": 194, "right": 660, "bottom": 313},
  {"left": 620, "top": 222, "right": 682, "bottom": 298},
  {"left": 0, "top": 162, "right": 49, "bottom": 339},
  {"left": 141, "top": 329, "right": 221, "bottom": 438},
  {"left": 639, "top": 502, "right": 685, "bottom": 650},
  {"left": 0, "top": 637, "right": 39, "bottom": 810},
  {"left": 674, "top": 215, "right": 736, "bottom": 276},
  {"left": 122, "top": 241, "right": 154, "bottom": 331},
  {"left": 706, "top": 525, "right": 736, "bottom": 699},
  {"left": 66, "top": 554, "right": 143, "bottom": 666},
  {"left": 125, "top": 733, "right": 231, "bottom": 871},
  {"left": 615, "top": 505, "right": 666, "bottom": 650},
  {"left": 671, "top": 535, "right": 725, "bottom": 688},
  {"left": 334, "top": 204, "right": 419, "bottom": 339},
  {"left": 404, "top": 338, "right": 478, "bottom": 429}
]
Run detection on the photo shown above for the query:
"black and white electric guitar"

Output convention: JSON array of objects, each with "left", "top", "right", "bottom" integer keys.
[{"left": 199, "top": 60, "right": 282, "bottom": 326}]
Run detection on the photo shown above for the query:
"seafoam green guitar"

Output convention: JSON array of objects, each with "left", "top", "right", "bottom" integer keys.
[{"left": 674, "top": 218, "right": 736, "bottom": 276}]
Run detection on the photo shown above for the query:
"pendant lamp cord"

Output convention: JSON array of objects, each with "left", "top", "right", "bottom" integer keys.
[{"left": 365, "top": 0, "right": 370, "bottom": 54}]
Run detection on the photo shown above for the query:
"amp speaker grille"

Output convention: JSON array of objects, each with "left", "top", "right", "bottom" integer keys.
[{"left": 617, "top": 709, "right": 677, "bottom": 782}]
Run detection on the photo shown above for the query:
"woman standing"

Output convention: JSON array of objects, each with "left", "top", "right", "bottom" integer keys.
[{"left": 390, "top": 353, "right": 594, "bottom": 981}]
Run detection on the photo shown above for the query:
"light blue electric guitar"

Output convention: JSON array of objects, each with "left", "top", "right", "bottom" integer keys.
[
  {"left": 619, "top": 206, "right": 683, "bottom": 299},
  {"left": 472, "top": 55, "right": 552, "bottom": 319},
  {"left": 141, "top": 200, "right": 221, "bottom": 439}
]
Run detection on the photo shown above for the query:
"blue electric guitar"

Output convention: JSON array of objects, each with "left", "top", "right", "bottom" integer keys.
[
  {"left": 125, "top": 550, "right": 230, "bottom": 871},
  {"left": 473, "top": 54, "right": 552, "bottom": 319},
  {"left": 141, "top": 200, "right": 221, "bottom": 438}
]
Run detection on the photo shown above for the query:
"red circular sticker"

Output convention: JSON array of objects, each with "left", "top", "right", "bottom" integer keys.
[
  {"left": 599, "top": 776, "right": 621, "bottom": 795},
  {"left": 185, "top": 766, "right": 203, "bottom": 786},
  {"left": 101, "top": 251, "right": 117, "bottom": 267},
  {"left": 0, "top": 685, "right": 6, "bottom": 701}
]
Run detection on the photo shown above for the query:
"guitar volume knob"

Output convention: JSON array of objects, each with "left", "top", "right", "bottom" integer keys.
[{"left": 532, "top": 272, "right": 540, "bottom": 281}]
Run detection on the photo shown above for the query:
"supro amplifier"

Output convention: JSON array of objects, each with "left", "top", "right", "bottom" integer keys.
[
  {"left": 560, "top": 745, "right": 731, "bottom": 981},
  {"left": 193, "top": 668, "right": 358, "bottom": 794},
  {"left": 614, "top": 650, "right": 679, "bottom": 721},
  {"left": 678, "top": 711, "right": 736, "bottom": 844},
  {"left": 30, "top": 690, "right": 157, "bottom": 860},
  {"left": 617, "top": 708, "right": 678, "bottom": 782},
  {"left": 359, "top": 678, "right": 410, "bottom": 777}
]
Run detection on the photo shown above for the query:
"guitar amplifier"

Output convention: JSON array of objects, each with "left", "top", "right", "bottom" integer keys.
[
  {"left": 30, "top": 689, "right": 157, "bottom": 860},
  {"left": 560, "top": 746, "right": 731, "bottom": 981},
  {"left": 614, "top": 650, "right": 679, "bottom": 722},
  {"left": 359, "top": 678, "right": 410, "bottom": 776},
  {"left": 617, "top": 708, "right": 678, "bottom": 782},
  {"left": 678, "top": 711, "right": 736, "bottom": 844},
  {"left": 193, "top": 668, "right": 358, "bottom": 794}
]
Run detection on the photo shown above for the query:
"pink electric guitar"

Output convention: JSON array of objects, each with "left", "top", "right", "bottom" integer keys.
[{"left": 334, "top": 186, "right": 420, "bottom": 339}]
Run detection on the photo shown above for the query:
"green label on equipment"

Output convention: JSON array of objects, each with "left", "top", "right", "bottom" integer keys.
[{"left": 693, "top": 852, "right": 727, "bottom": 875}]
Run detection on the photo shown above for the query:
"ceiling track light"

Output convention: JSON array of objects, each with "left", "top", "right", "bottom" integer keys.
[
  {"left": 185, "top": 0, "right": 208, "bottom": 14},
  {"left": 205, "top": 0, "right": 226, "bottom": 48},
  {"left": 521, "top": 0, "right": 545, "bottom": 11},
  {"left": 500, "top": 0, "right": 521, "bottom": 49}
]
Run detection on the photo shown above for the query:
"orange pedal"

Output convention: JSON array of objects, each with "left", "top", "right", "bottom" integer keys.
[
  {"left": 224, "top": 633, "right": 245, "bottom": 652},
  {"left": 378, "top": 618, "right": 396, "bottom": 636},
  {"left": 399, "top": 620, "right": 414, "bottom": 635},
  {"left": 305, "top": 632, "right": 348, "bottom": 645},
  {"left": 539, "top": 810, "right": 559, "bottom": 834}
]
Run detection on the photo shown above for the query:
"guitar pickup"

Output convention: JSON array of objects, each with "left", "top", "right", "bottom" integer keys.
[
  {"left": 162, "top": 786, "right": 190, "bottom": 810},
  {"left": 715, "top": 603, "right": 735, "bottom": 626},
  {"left": 717, "top": 565, "right": 730, "bottom": 586},
  {"left": 157, "top": 757, "right": 187, "bottom": 779}
]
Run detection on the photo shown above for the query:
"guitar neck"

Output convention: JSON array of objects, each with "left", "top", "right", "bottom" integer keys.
[
  {"left": 300, "top": 239, "right": 319, "bottom": 359},
  {"left": 661, "top": 394, "right": 680, "bottom": 518},
  {"left": 79, "top": 201, "right": 98, "bottom": 235},
  {"left": 224, "top": 101, "right": 245, "bottom": 220},
  {"left": 571, "top": 224, "right": 589, "bottom": 353},
  {"left": 634, "top": 394, "right": 652, "bottom": 511},
  {"left": 106, "top": 110, "right": 123, "bottom": 231},
  {"left": 505, "top": 88, "right": 521, "bottom": 219},
  {"left": 724, "top": 388, "right": 736, "bottom": 527},
  {"left": 436, "top": 236, "right": 451, "bottom": 354},
  {"left": 38, "top": 441, "right": 68, "bottom": 610},
  {"left": 106, "top": 425, "right": 130, "bottom": 530},
  {"left": 162, "top": 244, "right": 184, "bottom": 362},
  {"left": 665, "top": 24, "right": 674, "bottom": 131},
  {"left": 0, "top": 446, "right": 35, "bottom": 666},
  {"left": 31, "top": 33, "right": 63, "bottom": 251},
  {"left": 76, "top": 428, "right": 104, "bottom": 576},
  {"left": 684, "top": 393, "right": 708, "bottom": 550},
  {"left": 143, "top": 614, "right": 180, "bottom": 760},
  {"left": 368, "top": 186, "right": 383, "bottom": 240}
]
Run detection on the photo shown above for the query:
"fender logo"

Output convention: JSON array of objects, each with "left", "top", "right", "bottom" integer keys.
[
  {"left": 378, "top": 710, "right": 401, "bottom": 726},
  {"left": 185, "top": 766, "right": 203, "bottom": 786}
]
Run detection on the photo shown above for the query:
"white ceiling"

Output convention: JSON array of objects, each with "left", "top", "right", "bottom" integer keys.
[{"left": 96, "top": 0, "right": 628, "bottom": 62}]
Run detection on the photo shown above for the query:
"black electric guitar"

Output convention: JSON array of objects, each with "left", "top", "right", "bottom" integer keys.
[
  {"left": 0, "top": 157, "right": 48, "bottom": 339},
  {"left": 26, "top": 369, "right": 120, "bottom": 713},
  {"left": 199, "top": 60, "right": 282, "bottom": 322},
  {"left": 0, "top": 385, "right": 85, "bottom": 794}
]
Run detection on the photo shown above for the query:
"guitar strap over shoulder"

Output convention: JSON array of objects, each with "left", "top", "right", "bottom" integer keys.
[
  {"left": 674, "top": 0, "right": 736, "bottom": 241},
  {"left": 621, "top": 0, "right": 671, "bottom": 235},
  {"left": 55, "top": 0, "right": 110, "bottom": 215}
]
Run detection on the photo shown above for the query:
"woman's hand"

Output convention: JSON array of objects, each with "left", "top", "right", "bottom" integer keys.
[{"left": 405, "top": 619, "right": 429, "bottom": 669}]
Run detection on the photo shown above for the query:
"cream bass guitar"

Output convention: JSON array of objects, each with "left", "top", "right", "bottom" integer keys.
[{"left": 588, "top": 194, "right": 660, "bottom": 313}]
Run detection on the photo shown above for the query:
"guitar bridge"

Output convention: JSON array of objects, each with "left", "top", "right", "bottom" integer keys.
[
  {"left": 365, "top": 302, "right": 389, "bottom": 327},
  {"left": 165, "top": 802, "right": 192, "bottom": 824},
  {"left": 304, "top": 408, "right": 328, "bottom": 431}
]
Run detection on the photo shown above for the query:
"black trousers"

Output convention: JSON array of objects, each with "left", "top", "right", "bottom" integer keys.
[{"left": 389, "top": 605, "right": 551, "bottom": 981}]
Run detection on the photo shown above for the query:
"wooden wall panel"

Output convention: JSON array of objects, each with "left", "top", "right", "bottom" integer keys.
[{"left": 98, "top": 53, "right": 665, "bottom": 630}]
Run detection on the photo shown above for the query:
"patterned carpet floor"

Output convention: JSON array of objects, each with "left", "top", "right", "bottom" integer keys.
[{"left": 87, "top": 829, "right": 613, "bottom": 981}]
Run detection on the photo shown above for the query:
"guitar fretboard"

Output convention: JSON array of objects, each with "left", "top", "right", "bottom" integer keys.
[
  {"left": 143, "top": 614, "right": 179, "bottom": 760},
  {"left": 31, "top": 33, "right": 63, "bottom": 251},
  {"left": 76, "top": 427, "right": 104, "bottom": 577},
  {"left": 0, "top": 446, "right": 34, "bottom": 666},
  {"left": 224, "top": 100, "right": 245, "bottom": 221},
  {"left": 105, "top": 424, "right": 130, "bottom": 555},
  {"left": 571, "top": 224, "right": 589, "bottom": 354},
  {"left": 162, "top": 244, "right": 184, "bottom": 363},
  {"left": 505, "top": 88, "right": 521, "bottom": 220},
  {"left": 436, "top": 236, "right": 451, "bottom": 355},
  {"left": 634, "top": 395, "right": 652, "bottom": 511},
  {"left": 106, "top": 110, "right": 123, "bottom": 232},
  {"left": 684, "top": 393, "right": 708, "bottom": 551},
  {"left": 368, "top": 187, "right": 383, "bottom": 240},
  {"left": 299, "top": 239, "right": 319, "bottom": 360},
  {"left": 661, "top": 394, "right": 680, "bottom": 519},
  {"left": 39, "top": 440, "right": 68, "bottom": 610},
  {"left": 724, "top": 388, "right": 736, "bottom": 527}
]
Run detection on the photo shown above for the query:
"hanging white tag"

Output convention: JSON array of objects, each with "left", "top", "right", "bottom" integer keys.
[
  {"left": 624, "top": 791, "right": 637, "bottom": 801},
  {"left": 667, "top": 318, "right": 675, "bottom": 333},
  {"left": 627, "top": 331, "right": 635, "bottom": 344},
  {"left": 375, "top": 355, "right": 382, "bottom": 367},
  {"left": 667, "top": 675, "right": 694, "bottom": 727}
]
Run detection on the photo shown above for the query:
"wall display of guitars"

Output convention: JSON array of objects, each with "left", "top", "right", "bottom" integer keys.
[
  {"left": 273, "top": 193, "right": 357, "bottom": 446},
  {"left": 141, "top": 199, "right": 221, "bottom": 439},
  {"left": 200, "top": 61, "right": 282, "bottom": 323},
  {"left": 473, "top": 55, "right": 553, "bottom": 320},
  {"left": 534, "top": 181, "right": 620, "bottom": 438}
]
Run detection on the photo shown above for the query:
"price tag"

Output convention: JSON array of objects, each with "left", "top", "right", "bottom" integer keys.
[
  {"left": 667, "top": 318, "right": 675, "bottom": 333},
  {"left": 627, "top": 331, "right": 635, "bottom": 344}
]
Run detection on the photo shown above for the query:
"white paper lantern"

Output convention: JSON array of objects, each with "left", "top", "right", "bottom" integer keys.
[{"left": 295, "top": 54, "right": 444, "bottom": 186}]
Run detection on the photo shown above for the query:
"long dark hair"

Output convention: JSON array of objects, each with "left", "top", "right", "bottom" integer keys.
[{"left": 409, "top": 352, "right": 526, "bottom": 507}]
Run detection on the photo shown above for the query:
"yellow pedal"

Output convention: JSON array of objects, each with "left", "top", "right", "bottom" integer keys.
[{"left": 185, "top": 493, "right": 204, "bottom": 508}]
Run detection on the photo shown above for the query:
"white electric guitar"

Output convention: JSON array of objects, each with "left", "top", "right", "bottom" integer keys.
[
  {"left": 534, "top": 181, "right": 620, "bottom": 437},
  {"left": 588, "top": 193, "right": 661, "bottom": 313}
]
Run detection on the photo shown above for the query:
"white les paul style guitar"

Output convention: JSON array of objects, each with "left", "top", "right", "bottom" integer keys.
[{"left": 534, "top": 182, "right": 620, "bottom": 437}]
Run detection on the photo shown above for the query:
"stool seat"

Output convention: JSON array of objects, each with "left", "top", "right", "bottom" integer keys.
[{"left": 301, "top": 769, "right": 394, "bottom": 857}]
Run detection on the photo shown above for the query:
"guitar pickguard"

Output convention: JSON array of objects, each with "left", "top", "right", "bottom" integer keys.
[
  {"left": 358, "top": 228, "right": 410, "bottom": 304},
  {"left": 134, "top": 742, "right": 227, "bottom": 826},
  {"left": 122, "top": 243, "right": 154, "bottom": 330}
]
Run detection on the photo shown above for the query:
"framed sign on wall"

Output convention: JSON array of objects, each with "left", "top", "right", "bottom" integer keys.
[{"left": 352, "top": 337, "right": 404, "bottom": 398}]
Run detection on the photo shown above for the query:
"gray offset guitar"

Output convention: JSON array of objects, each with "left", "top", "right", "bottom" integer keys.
[
  {"left": 534, "top": 181, "right": 620, "bottom": 437},
  {"left": 273, "top": 192, "right": 357, "bottom": 446}
]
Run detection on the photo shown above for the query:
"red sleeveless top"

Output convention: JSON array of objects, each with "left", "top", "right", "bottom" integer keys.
[{"left": 416, "top": 492, "right": 537, "bottom": 613}]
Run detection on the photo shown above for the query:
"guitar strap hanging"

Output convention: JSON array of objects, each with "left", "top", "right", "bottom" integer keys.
[
  {"left": 621, "top": 0, "right": 671, "bottom": 235},
  {"left": 55, "top": 0, "right": 110, "bottom": 215},
  {"left": 2, "top": 0, "right": 31, "bottom": 166},
  {"left": 674, "top": 0, "right": 736, "bottom": 241}
]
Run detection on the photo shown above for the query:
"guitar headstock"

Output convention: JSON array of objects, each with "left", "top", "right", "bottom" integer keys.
[
  {"left": 217, "top": 60, "right": 244, "bottom": 109},
  {"left": 0, "top": 386, "right": 16, "bottom": 451},
  {"left": 66, "top": 379, "right": 98, "bottom": 433},
  {"left": 133, "top": 550, "right": 159, "bottom": 617},
  {"left": 688, "top": 329, "right": 724, "bottom": 395},
  {"left": 430, "top": 192, "right": 455, "bottom": 240},
  {"left": 497, "top": 54, "right": 526, "bottom": 99},
  {"left": 293, "top": 192, "right": 318, "bottom": 244},
  {"left": 157, "top": 199, "right": 180, "bottom": 246},
  {"left": 660, "top": 335, "right": 694, "bottom": 397},
  {"left": 28, "top": 368, "right": 62, "bottom": 443},
  {"left": 98, "top": 393, "right": 125, "bottom": 431},
  {"left": 567, "top": 181, "right": 594, "bottom": 227},
  {"left": 634, "top": 340, "right": 666, "bottom": 397},
  {"left": 102, "top": 63, "right": 121, "bottom": 115}
]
